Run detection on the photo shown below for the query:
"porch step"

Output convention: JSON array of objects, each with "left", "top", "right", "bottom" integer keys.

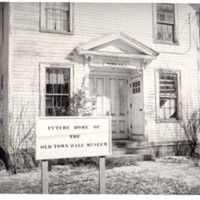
[
  {"left": 107, "top": 153, "right": 152, "bottom": 163},
  {"left": 111, "top": 140, "right": 152, "bottom": 161},
  {"left": 112, "top": 147, "right": 150, "bottom": 155},
  {"left": 112, "top": 148, "right": 128, "bottom": 155},
  {"left": 126, "top": 147, "right": 150, "bottom": 154},
  {"left": 112, "top": 140, "right": 148, "bottom": 149}
]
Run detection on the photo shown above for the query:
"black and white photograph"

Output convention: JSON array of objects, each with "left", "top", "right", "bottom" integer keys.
[{"left": 0, "top": 0, "right": 200, "bottom": 195}]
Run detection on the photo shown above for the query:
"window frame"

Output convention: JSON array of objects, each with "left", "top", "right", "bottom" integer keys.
[
  {"left": 40, "top": 2, "right": 74, "bottom": 34},
  {"left": 132, "top": 80, "right": 141, "bottom": 94},
  {"left": 153, "top": 3, "right": 179, "bottom": 45},
  {"left": 156, "top": 69, "right": 181, "bottom": 123},
  {"left": 40, "top": 63, "right": 74, "bottom": 117}
]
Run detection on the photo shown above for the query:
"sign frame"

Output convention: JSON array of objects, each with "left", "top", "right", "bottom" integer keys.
[{"left": 36, "top": 116, "right": 112, "bottom": 160}]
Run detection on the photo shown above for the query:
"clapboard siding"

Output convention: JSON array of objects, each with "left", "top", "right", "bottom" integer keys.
[{"left": 6, "top": 3, "right": 200, "bottom": 144}]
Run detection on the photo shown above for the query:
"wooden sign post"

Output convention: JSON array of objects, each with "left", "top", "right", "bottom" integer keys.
[
  {"left": 99, "top": 156, "right": 106, "bottom": 194},
  {"left": 42, "top": 160, "right": 48, "bottom": 194}
]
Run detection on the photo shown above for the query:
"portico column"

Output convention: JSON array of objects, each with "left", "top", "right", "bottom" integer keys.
[
  {"left": 141, "top": 60, "right": 148, "bottom": 142},
  {"left": 83, "top": 55, "right": 93, "bottom": 97}
]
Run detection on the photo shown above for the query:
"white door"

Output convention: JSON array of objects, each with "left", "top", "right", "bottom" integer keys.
[
  {"left": 89, "top": 75, "right": 128, "bottom": 139},
  {"left": 130, "top": 76, "right": 143, "bottom": 136}
]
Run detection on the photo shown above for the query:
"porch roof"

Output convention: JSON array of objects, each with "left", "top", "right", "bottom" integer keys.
[{"left": 76, "top": 32, "right": 159, "bottom": 61}]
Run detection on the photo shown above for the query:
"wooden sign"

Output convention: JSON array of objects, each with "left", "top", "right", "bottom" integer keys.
[{"left": 36, "top": 116, "right": 112, "bottom": 160}]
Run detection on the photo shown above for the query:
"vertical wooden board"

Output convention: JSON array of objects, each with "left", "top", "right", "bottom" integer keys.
[
  {"left": 96, "top": 77, "right": 104, "bottom": 115},
  {"left": 109, "top": 78, "right": 116, "bottom": 116},
  {"left": 119, "top": 78, "right": 126, "bottom": 115},
  {"left": 112, "top": 120, "right": 117, "bottom": 134},
  {"left": 89, "top": 77, "right": 95, "bottom": 96},
  {"left": 41, "top": 161, "right": 48, "bottom": 194},
  {"left": 99, "top": 156, "right": 106, "bottom": 194},
  {"left": 119, "top": 120, "right": 125, "bottom": 133}
]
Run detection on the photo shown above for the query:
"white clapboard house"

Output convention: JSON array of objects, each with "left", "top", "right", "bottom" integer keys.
[{"left": 0, "top": 2, "right": 200, "bottom": 166}]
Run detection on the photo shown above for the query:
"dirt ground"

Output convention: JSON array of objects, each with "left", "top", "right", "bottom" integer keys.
[{"left": 0, "top": 156, "right": 200, "bottom": 194}]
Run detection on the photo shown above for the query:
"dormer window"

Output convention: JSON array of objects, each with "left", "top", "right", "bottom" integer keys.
[
  {"left": 40, "top": 2, "right": 73, "bottom": 34},
  {"left": 153, "top": 4, "right": 178, "bottom": 44}
]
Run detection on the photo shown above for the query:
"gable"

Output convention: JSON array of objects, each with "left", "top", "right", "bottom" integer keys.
[
  {"left": 91, "top": 39, "right": 144, "bottom": 55},
  {"left": 77, "top": 32, "right": 158, "bottom": 60}
]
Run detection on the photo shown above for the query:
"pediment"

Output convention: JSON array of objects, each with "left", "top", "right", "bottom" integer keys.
[
  {"left": 77, "top": 32, "right": 158, "bottom": 60},
  {"left": 91, "top": 39, "right": 144, "bottom": 55}
]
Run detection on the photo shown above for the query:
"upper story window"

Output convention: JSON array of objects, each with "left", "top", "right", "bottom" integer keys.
[
  {"left": 40, "top": 3, "right": 73, "bottom": 34},
  {"left": 154, "top": 4, "right": 178, "bottom": 44}
]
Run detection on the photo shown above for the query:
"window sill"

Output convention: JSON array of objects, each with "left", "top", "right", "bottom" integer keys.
[
  {"left": 40, "top": 28, "right": 74, "bottom": 35},
  {"left": 153, "top": 39, "right": 179, "bottom": 46},
  {"left": 156, "top": 118, "right": 180, "bottom": 123}
]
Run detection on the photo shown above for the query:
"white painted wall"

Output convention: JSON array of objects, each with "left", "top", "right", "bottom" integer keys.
[{"left": 7, "top": 3, "right": 200, "bottom": 144}]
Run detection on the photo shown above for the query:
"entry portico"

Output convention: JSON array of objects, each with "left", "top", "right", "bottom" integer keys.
[{"left": 76, "top": 32, "right": 158, "bottom": 141}]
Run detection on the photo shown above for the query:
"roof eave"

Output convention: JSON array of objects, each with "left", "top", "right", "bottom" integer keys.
[{"left": 77, "top": 49, "right": 157, "bottom": 60}]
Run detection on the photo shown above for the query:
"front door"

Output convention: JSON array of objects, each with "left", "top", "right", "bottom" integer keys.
[
  {"left": 89, "top": 74, "right": 128, "bottom": 139},
  {"left": 130, "top": 76, "right": 143, "bottom": 136}
]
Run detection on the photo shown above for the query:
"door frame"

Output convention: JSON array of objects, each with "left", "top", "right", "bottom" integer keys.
[
  {"left": 129, "top": 74, "right": 144, "bottom": 139},
  {"left": 129, "top": 68, "right": 145, "bottom": 140},
  {"left": 89, "top": 67, "right": 145, "bottom": 141},
  {"left": 89, "top": 67, "right": 130, "bottom": 140}
]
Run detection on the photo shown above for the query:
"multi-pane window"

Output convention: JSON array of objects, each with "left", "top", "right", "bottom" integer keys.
[
  {"left": 132, "top": 81, "right": 140, "bottom": 94},
  {"left": 155, "top": 4, "right": 176, "bottom": 43},
  {"left": 45, "top": 68, "right": 70, "bottom": 116},
  {"left": 41, "top": 3, "right": 72, "bottom": 33},
  {"left": 159, "top": 72, "right": 178, "bottom": 121}
]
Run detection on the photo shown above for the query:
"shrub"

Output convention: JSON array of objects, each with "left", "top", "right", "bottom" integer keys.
[{"left": 179, "top": 109, "right": 200, "bottom": 157}]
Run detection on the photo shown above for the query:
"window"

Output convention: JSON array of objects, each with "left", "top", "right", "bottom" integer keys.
[
  {"left": 45, "top": 68, "right": 70, "bottom": 116},
  {"left": 132, "top": 81, "right": 140, "bottom": 94},
  {"left": 158, "top": 71, "right": 179, "bottom": 121},
  {"left": 40, "top": 3, "right": 73, "bottom": 34},
  {"left": 154, "top": 4, "right": 177, "bottom": 44}
]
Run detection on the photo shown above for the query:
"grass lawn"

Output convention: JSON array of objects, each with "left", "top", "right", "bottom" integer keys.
[{"left": 0, "top": 156, "right": 200, "bottom": 194}]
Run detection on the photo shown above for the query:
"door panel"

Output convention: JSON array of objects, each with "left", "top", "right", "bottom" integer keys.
[
  {"left": 131, "top": 76, "right": 143, "bottom": 135},
  {"left": 96, "top": 78, "right": 105, "bottom": 115},
  {"left": 119, "top": 79, "right": 127, "bottom": 116},
  {"left": 109, "top": 78, "right": 117, "bottom": 116},
  {"left": 89, "top": 75, "right": 128, "bottom": 139}
]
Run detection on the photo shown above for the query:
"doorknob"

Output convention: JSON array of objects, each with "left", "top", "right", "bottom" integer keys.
[
  {"left": 106, "top": 111, "right": 110, "bottom": 116},
  {"left": 139, "top": 109, "right": 142, "bottom": 111}
]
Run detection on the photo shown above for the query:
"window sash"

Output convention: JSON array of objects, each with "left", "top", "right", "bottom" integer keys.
[
  {"left": 45, "top": 2, "right": 70, "bottom": 11},
  {"left": 40, "top": 3, "right": 73, "bottom": 33},
  {"left": 45, "top": 8, "right": 69, "bottom": 31},
  {"left": 132, "top": 81, "right": 141, "bottom": 94},
  {"left": 156, "top": 4, "right": 175, "bottom": 24},
  {"left": 155, "top": 3, "right": 176, "bottom": 43},
  {"left": 158, "top": 72, "right": 178, "bottom": 120},
  {"left": 159, "top": 97, "right": 177, "bottom": 120},
  {"left": 45, "top": 68, "right": 70, "bottom": 116}
]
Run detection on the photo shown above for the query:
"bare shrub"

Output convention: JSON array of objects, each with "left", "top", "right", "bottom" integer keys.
[
  {"left": 3, "top": 103, "right": 36, "bottom": 174},
  {"left": 179, "top": 109, "right": 200, "bottom": 157},
  {"left": 66, "top": 79, "right": 96, "bottom": 116}
]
